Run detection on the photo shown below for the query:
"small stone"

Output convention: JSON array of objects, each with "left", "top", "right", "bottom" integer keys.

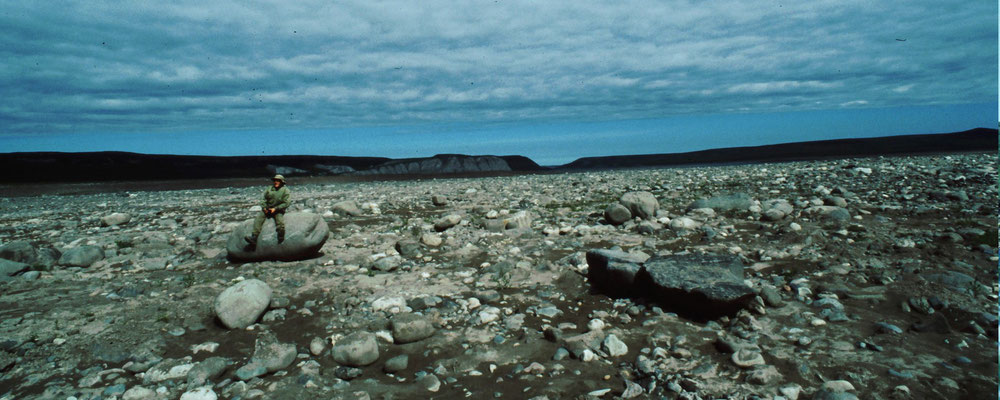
[
  {"left": 383, "top": 355, "right": 408, "bottom": 374},
  {"left": 417, "top": 374, "right": 441, "bottom": 392},
  {"left": 334, "top": 366, "right": 363, "bottom": 380},
  {"left": 587, "top": 319, "right": 606, "bottom": 332},
  {"left": 602, "top": 334, "right": 628, "bottom": 357},
  {"left": 732, "top": 349, "right": 765, "bottom": 368},
  {"left": 179, "top": 387, "right": 217, "bottom": 400},
  {"left": 309, "top": 337, "right": 326, "bottom": 356}
]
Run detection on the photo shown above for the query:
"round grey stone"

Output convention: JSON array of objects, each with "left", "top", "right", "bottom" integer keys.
[{"left": 214, "top": 279, "right": 272, "bottom": 329}]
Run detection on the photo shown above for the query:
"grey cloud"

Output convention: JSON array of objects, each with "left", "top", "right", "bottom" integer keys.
[{"left": 0, "top": 0, "right": 995, "bottom": 134}]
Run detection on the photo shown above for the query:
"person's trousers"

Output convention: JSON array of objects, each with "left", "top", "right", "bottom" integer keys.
[{"left": 252, "top": 211, "right": 285, "bottom": 238}]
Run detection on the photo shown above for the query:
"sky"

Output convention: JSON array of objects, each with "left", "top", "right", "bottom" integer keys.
[{"left": 1, "top": 1, "right": 996, "bottom": 165}]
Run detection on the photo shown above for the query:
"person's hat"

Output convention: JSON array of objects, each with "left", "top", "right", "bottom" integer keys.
[{"left": 272, "top": 174, "right": 285, "bottom": 182}]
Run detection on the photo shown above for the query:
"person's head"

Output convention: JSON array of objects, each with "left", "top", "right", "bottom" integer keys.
[{"left": 272, "top": 174, "right": 285, "bottom": 187}]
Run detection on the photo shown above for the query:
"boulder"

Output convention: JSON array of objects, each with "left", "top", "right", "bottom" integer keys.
[
  {"left": 619, "top": 191, "right": 658, "bottom": 219},
  {"left": 101, "top": 213, "right": 132, "bottom": 227},
  {"left": 58, "top": 246, "right": 104, "bottom": 267},
  {"left": 420, "top": 233, "right": 442, "bottom": 247},
  {"left": 226, "top": 212, "right": 329, "bottom": 262},
  {"left": 214, "top": 279, "right": 272, "bottom": 329},
  {"left": 688, "top": 193, "right": 753, "bottom": 213},
  {"left": 604, "top": 204, "right": 632, "bottom": 225},
  {"left": 502, "top": 211, "right": 532, "bottom": 230},
  {"left": 248, "top": 331, "right": 296, "bottom": 372},
  {"left": 0, "top": 258, "right": 29, "bottom": 281},
  {"left": 332, "top": 331, "right": 379, "bottom": 367},
  {"left": 331, "top": 201, "right": 364, "bottom": 217},
  {"left": 635, "top": 254, "right": 755, "bottom": 319},
  {"left": 431, "top": 195, "right": 448, "bottom": 206},
  {"left": 761, "top": 199, "right": 793, "bottom": 221},
  {"left": 803, "top": 206, "right": 851, "bottom": 222},
  {"left": 434, "top": 214, "right": 462, "bottom": 232},
  {"left": 391, "top": 313, "right": 436, "bottom": 344},
  {"left": 586, "top": 249, "right": 650, "bottom": 296}
]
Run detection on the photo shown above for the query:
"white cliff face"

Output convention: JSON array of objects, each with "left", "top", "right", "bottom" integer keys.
[{"left": 0, "top": 153, "right": 995, "bottom": 399}]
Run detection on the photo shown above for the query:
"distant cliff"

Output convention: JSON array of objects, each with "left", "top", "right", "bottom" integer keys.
[
  {"left": 351, "top": 154, "right": 539, "bottom": 176},
  {"left": 559, "top": 128, "right": 998, "bottom": 170}
]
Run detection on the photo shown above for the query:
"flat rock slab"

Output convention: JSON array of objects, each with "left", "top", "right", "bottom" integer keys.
[
  {"left": 635, "top": 254, "right": 755, "bottom": 319},
  {"left": 226, "top": 212, "right": 329, "bottom": 262},
  {"left": 587, "top": 250, "right": 755, "bottom": 319},
  {"left": 586, "top": 249, "right": 650, "bottom": 296}
]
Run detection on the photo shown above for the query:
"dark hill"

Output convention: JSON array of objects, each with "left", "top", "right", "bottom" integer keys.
[
  {"left": 0, "top": 152, "right": 390, "bottom": 183},
  {"left": 559, "top": 128, "right": 998, "bottom": 170},
  {"left": 0, "top": 152, "right": 544, "bottom": 183}
]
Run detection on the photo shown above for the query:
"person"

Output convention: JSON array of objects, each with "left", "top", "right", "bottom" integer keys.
[{"left": 245, "top": 174, "right": 291, "bottom": 249}]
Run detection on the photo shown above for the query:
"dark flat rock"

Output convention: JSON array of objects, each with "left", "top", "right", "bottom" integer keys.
[{"left": 635, "top": 254, "right": 755, "bottom": 319}]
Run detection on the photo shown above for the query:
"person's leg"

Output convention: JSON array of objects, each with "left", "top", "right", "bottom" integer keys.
[
  {"left": 248, "top": 212, "right": 266, "bottom": 244},
  {"left": 274, "top": 212, "right": 286, "bottom": 243}
]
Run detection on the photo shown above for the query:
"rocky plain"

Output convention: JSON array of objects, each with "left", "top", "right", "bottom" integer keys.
[{"left": 0, "top": 152, "right": 996, "bottom": 400}]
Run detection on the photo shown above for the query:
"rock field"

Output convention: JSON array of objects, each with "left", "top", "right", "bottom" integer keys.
[{"left": 0, "top": 153, "right": 996, "bottom": 400}]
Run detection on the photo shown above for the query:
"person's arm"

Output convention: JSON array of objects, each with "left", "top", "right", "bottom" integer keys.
[
  {"left": 261, "top": 190, "right": 269, "bottom": 209},
  {"left": 274, "top": 188, "right": 291, "bottom": 212}
]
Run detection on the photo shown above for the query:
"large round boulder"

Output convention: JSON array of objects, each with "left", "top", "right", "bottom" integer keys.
[
  {"left": 619, "top": 191, "right": 659, "bottom": 220},
  {"left": 226, "top": 212, "right": 329, "bottom": 262},
  {"left": 214, "top": 279, "right": 272, "bottom": 329}
]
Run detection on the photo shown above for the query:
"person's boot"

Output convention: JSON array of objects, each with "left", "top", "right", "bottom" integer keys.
[{"left": 277, "top": 231, "right": 285, "bottom": 244}]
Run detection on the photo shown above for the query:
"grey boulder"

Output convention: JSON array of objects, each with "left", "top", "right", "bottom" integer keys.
[
  {"left": 604, "top": 203, "right": 632, "bottom": 225},
  {"left": 635, "top": 254, "right": 755, "bottom": 319},
  {"left": 214, "top": 279, "right": 272, "bottom": 329},
  {"left": 226, "top": 212, "right": 329, "bottom": 262},
  {"left": 803, "top": 206, "right": 851, "bottom": 222},
  {"left": 391, "top": 313, "right": 436, "bottom": 344},
  {"left": 331, "top": 201, "right": 363, "bottom": 217},
  {"left": 101, "top": 213, "right": 132, "bottom": 227},
  {"left": 619, "top": 191, "right": 659, "bottom": 219},
  {"left": 58, "top": 246, "right": 105, "bottom": 268},
  {"left": 332, "top": 331, "right": 379, "bottom": 367}
]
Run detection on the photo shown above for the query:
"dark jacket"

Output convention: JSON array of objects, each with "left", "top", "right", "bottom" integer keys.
[{"left": 262, "top": 185, "right": 291, "bottom": 212}]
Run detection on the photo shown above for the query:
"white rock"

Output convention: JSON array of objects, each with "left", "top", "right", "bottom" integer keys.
[
  {"left": 587, "top": 319, "right": 605, "bottom": 332},
  {"left": 180, "top": 387, "right": 218, "bottom": 400},
  {"left": 371, "top": 297, "right": 407, "bottom": 313}
]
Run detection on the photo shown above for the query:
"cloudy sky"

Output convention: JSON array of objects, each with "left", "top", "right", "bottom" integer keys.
[{"left": 1, "top": 1, "right": 996, "bottom": 164}]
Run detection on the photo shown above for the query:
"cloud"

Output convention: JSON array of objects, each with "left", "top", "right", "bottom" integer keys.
[{"left": 0, "top": 0, "right": 995, "bottom": 135}]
